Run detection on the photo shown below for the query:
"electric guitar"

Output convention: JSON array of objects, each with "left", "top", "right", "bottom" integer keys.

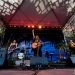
[
  {"left": 70, "top": 41, "right": 75, "bottom": 48},
  {"left": 71, "top": 44, "right": 75, "bottom": 48},
  {"left": 8, "top": 47, "right": 19, "bottom": 54}
]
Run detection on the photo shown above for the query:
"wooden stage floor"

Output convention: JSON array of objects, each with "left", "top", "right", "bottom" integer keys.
[{"left": 0, "top": 69, "right": 75, "bottom": 75}]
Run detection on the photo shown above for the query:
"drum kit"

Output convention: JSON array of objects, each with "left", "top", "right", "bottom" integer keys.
[
  {"left": 11, "top": 46, "right": 31, "bottom": 59},
  {"left": 15, "top": 52, "right": 30, "bottom": 67},
  {"left": 18, "top": 52, "right": 25, "bottom": 60},
  {"left": 11, "top": 46, "right": 31, "bottom": 67},
  {"left": 13, "top": 50, "right": 30, "bottom": 67}
]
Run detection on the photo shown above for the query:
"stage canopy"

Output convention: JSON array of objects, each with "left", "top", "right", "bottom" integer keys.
[{"left": 0, "top": 0, "right": 75, "bottom": 28}]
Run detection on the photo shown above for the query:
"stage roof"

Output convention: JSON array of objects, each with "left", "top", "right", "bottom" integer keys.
[{"left": 1, "top": 0, "right": 75, "bottom": 28}]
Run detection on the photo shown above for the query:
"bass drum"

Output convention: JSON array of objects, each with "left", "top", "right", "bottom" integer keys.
[{"left": 18, "top": 53, "right": 25, "bottom": 60}]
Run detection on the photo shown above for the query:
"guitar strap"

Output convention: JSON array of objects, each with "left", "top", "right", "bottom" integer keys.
[{"left": 32, "top": 29, "right": 35, "bottom": 38}]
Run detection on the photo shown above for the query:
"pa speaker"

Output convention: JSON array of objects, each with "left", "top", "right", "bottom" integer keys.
[
  {"left": 70, "top": 55, "right": 75, "bottom": 64},
  {"left": 0, "top": 48, "right": 6, "bottom": 66}
]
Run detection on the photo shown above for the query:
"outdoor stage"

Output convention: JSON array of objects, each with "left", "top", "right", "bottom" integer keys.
[{"left": 0, "top": 69, "right": 74, "bottom": 75}]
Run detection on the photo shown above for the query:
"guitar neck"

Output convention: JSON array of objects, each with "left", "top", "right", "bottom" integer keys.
[{"left": 32, "top": 29, "right": 35, "bottom": 38}]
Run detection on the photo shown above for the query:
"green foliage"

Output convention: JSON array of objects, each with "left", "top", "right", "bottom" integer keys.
[{"left": 55, "top": 42, "right": 69, "bottom": 51}]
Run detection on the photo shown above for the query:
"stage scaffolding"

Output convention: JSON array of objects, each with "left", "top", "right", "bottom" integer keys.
[{"left": 62, "top": 14, "right": 75, "bottom": 52}]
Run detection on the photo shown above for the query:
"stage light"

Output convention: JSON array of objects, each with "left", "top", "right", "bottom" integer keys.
[
  {"left": 14, "top": 25, "right": 16, "bottom": 27},
  {"left": 28, "top": 25, "right": 30, "bottom": 28},
  {"left": 0, "top": 0, "right": 23, "bottom": 16},
  {"left": 10, "top": 25, "right": 12, "bottom": 27},
  {"left": 60, "top": 27, "right": 62, "bottom": 28},
  {"left": 32, "top": 25, "right": 35, "bottom": 28},
  {"left": 38, "top": 25, "right": 42, "bottom": 29}
]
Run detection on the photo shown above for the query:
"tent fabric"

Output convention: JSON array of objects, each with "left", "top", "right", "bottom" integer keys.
[{"left": 2, "top": 0, "right": 75, "bottom": 28}]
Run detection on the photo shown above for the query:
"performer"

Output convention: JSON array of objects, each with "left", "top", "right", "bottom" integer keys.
[
  {"left": 69, "top": 40, "right": 75, "bottom": 47},
  {"left": 69, "top": 40, "right": 75, "bottom": 54},
  {"left": 32, "top": 30, "right": 42, "bottom": 56},
  {"left": 8, "top": 40, "right": 18, "bottom": 54}
]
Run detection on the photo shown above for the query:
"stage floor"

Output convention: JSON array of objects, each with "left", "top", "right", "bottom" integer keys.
[{"left": 0, "top": 69, "right": 75, "bottom": 75}]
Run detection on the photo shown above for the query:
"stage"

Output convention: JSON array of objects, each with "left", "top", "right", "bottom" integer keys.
[
  {"left": 0, "top": 69, "right": 74, "bottom": 75},
  {"left": 0, "top": 0, "right": 75, "bottom": 73}
]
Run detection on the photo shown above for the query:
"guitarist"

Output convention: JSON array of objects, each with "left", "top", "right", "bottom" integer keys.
[
  {"left": 32, "top": 30, "right": 42, "bottom": 56},
  {"left": 69, "top": 40, "right": 75, "bottom": 54},
  {"left": 8, "top": 40, "right": 18, "bottom": 54}
]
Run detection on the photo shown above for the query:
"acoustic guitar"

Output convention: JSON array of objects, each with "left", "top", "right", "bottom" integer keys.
[{"left": 32, "top": 42, "right": 49, "bottom": 49}]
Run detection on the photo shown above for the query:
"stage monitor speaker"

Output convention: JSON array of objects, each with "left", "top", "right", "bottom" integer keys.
[
  {"left": 30, "top": 56, "right": 48, "bottom": 65},
  {"left": 70, "top": 55, "right": 75, "bottom": 64},
  {"left": 0, "top": 48, "right": 6, "bottom": 66}
]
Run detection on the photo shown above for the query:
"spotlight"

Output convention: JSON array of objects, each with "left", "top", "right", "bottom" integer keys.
[
  {"left": 14, "top": 25, "right": 16, "bottom": 27},
  {"left": 38, "top": 25, "right": 42, "bottom": 29},
  {"left": 28, "top": 25, "right": 30, "bottom": 28},
  {"left": 32, "top": 25, "right": 35, "bottom": 28}
]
